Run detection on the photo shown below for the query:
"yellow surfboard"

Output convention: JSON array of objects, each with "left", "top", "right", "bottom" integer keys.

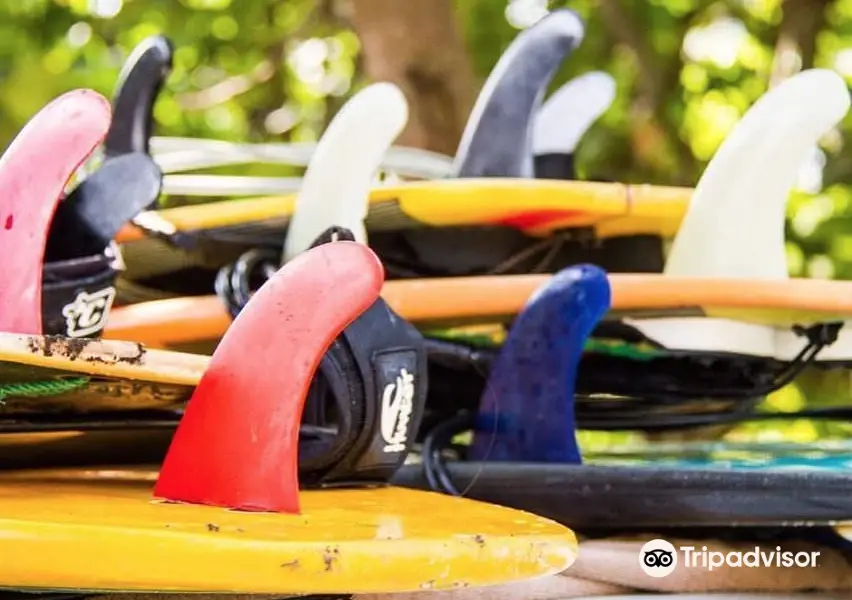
[
  {"left": 0, "top": 468, "right": 576, "bottom": 594},
  {"left": 117, "top": 179, "right": 691, "bottom": 243}
]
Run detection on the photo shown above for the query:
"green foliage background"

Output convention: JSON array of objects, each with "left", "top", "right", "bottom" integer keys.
[{"left": 3, "top": 0, "right": 852, "bottom": 447}]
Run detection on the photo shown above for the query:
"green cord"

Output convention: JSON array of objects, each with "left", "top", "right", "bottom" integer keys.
[
  {"left": 427, "top": 327, "right": 666, "bottom": 361},
  {"left": 584, "top": 339, "right": 665, "bottom": 361},
  {"left": 0, "top": 377, "right": 90, "bottom": 402}
]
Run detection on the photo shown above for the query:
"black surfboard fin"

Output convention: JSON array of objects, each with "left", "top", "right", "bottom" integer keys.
[
  {"left": 452, "top": 9, "right": 585, "bottom": 178},
  {"left": 103, "top": 35, "right": 173, "bottom": 158},
  {"left": 46, "top": 153, "right": 163, "bottom": 261}
]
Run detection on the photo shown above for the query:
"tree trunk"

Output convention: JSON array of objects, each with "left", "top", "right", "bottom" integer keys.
[
  {"left": 769, "top": 0, "right": 833, "bottom": 86},
  {"left": 337, "top": 0, "right": 476, "bottom": 155}
]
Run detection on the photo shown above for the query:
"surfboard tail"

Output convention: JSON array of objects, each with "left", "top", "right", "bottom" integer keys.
[
  {"left": 0, "top": 90, "right": 112, "bottom": 336},
  {"left": 665, "top": 69, "right": 851, "bottom": 280},
  {"left": 153, "top": 241, "right": 385, "bottom": 514},
  {"left": 282, "top": 82, "right": 409, "bottom": 261},
  {"left": 453, "top": 9, "right": 586, "bottom": 178}
]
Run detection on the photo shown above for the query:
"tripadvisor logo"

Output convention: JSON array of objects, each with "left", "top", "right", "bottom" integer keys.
[{"left": 639, "top": 539, "right": 820, "bottom": 577}]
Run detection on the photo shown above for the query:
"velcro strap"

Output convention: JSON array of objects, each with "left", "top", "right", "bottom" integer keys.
[
  {"left": 298, "top": 228, "right": 427, "bottom": 486},
  {"left": 41, "top": 253, "right": 117, "bottom": 338},
  {"left": 315, "top": 297, "right": 426, "bottom": 484}
]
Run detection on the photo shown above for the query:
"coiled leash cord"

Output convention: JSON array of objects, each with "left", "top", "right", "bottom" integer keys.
[{"left": 423, "top": 321, "right": 845, "bottom": 431}]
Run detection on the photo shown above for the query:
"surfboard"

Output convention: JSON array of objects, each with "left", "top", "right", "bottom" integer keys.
[
  {"left": 0, "top": 472, "right": 574, "bottom": 594},
  {"left": 0, "top": 241, "right": 577, "bottom": 593},
  {"left": 113, "top": 9, "right": 674, "bottom": 301},
  {"left": 102, "top": 274, "right": 852, "bottom": 355},
  {"left": 115, "top": 178, "right": 687, "bottom": 244},
  {"left": 620, "top": 68, "right": 852, "bottom": 360},
  {"left": 386, "top": 264, "right": 852, "bottom": 530}
]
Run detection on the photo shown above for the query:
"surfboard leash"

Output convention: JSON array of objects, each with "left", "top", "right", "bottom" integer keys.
[{"left": 213, "top": 225, "right": 429, "bottom": 487}]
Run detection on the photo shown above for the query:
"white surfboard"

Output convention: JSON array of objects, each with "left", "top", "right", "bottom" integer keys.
[
  {"left": 628, "top": 69, "right": 852, "bottom": 360},
  {"left": 533, "top": 71, "right": 616, "bottom": 157},
  {"left": 151, "top": 139, "right": 452, "bottom": 181},
  {"left": 282, "top": 82, "right": 408, "bottom": 261}
]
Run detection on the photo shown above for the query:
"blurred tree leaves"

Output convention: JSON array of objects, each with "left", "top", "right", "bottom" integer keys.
[
  {"left": 1, "top": 0, "right": 852, "bottom": 298},
  {"left": 2, "top": 0, "right": 852, "bottom": 290}
]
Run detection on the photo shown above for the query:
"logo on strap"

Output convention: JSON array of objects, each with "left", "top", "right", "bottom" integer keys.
[
  {"left": 61, "top": 287, "right": 116, "bottom": 338},
  {"left": 381, "top": 367, "right": 415, "bottom": 453}
]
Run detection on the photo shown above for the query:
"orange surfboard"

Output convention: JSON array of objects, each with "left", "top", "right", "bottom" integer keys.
[{"left": 105, "top": 274, "right": 852, "bottom": 347}]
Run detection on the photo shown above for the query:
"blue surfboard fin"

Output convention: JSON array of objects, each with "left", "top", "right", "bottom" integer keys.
[{"left": 469, "top": 264, "right": 611, "bottom": 464}]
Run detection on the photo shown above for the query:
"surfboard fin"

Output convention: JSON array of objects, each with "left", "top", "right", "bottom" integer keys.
[
  {"left": 153, "top": 241, "right": 386, "bottom": 514},
  {"left": 665, "top": 69, "right": 851, "bottom": 280},
  {"left": 453, "top": 9, "right": 585, "bottom": 178},
  {"left": 46, "top": 153, "right": 163, "bottom": 261},
  {"left": 282, "top": 82, "right": 408, "bottom": 261},
  {"left": 469, "top": 264, "right": 611, "bottom": 463},
  {"left": 103, "top": 35, "right": 173, "bottom": 159},
  {"left": 533, "top": 71, "right": 616, "bottom": 180},
  {"left": 0, "top": 90, "right": 111, "bottom": 336}
]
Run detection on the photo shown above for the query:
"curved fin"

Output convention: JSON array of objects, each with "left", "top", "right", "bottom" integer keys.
[
  {"left": 532, "top": 71, "right": 616, "bottom": 179},
  {"left": 469, "top": 264, "right": 611, "bottom": 463},
  {"left": 154, "top": 241, "right": 384, "bottom": 514},
  {"left": 46, "top": 153, "right": 163, "bottom": 260},
  {"left": 104, "top": 35, "right": 173, "bottom": 158},
  {"left": 282, "top": 82, "right": 408, "bottom": 261},
  {"left": 0, "top": 90, "right": 111, "bottom": 334},
  {"left": 665, "top": 69, "right": 851, "bottom": 280},
  {"left": 453, "top": 9, "right": 585, "bottom": 178}
]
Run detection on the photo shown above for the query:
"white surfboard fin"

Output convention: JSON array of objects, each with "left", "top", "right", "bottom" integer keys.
[
  {"left": 532, "top": 71, "right": 616, "bottom": 180},
  {"left": 664, "top": 69, "right": 851, "bottom": 280},
  {"left": 282, "top": 82, "right": 408, "bottom": 262}
]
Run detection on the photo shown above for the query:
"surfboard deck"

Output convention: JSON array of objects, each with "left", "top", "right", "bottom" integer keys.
[
  {"left": 103, "top": 274, "right": 852, "bottom": 350},
  {"left": 0, "top": 334, "right": 200, "bottom": 413},
  {"left": 0, "top": 468, "right": 575, "bottom": 594},
  {"left": 115, "top": 179, "right": 690, "bottom": 244}
]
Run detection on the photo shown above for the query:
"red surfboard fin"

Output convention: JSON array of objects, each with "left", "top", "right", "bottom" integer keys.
[
  {"left": 0, "top": 90, "right": 111, "bottom": 334},
  {"left": 154, "top": 241, "right": 384, "bottom": 514}
]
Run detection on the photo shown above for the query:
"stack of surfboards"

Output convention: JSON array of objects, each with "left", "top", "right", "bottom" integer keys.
[{"left": 2, "top": 7, "right": 852, "bottom": 599}]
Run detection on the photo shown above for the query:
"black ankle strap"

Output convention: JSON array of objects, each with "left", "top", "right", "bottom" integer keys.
[{"left": 41, "top": 254, "right": 117, "bottom": 338}]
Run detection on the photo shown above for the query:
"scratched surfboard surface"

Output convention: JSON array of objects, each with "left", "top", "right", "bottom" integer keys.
[{"left": 0, "top": 335, "right": 194, "bottom": 414}]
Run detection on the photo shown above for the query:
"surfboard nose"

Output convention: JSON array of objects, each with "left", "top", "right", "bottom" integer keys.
[
  {"left": 453, "top": 9, "right": 585, "bottom": 178},
  {"left": 665, "top": 69, "right": 851, "bottom": 280},
  {"left": 283, "top": 82, "right": 409, "bottom": 261},
  {"left": 470, "top": 264, "right": 611, "bottom": 463}
]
